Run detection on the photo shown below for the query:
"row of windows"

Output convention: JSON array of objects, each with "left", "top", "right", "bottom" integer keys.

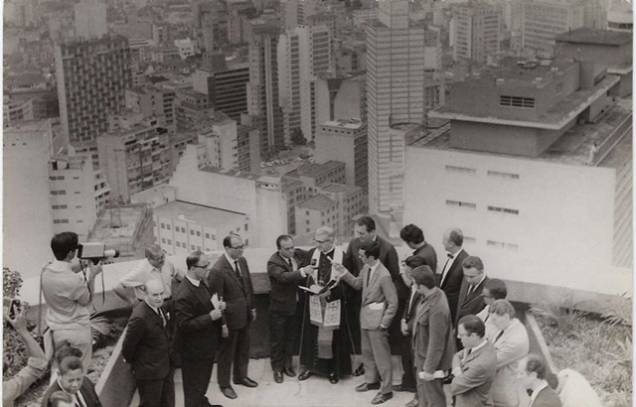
[
  {"left": 500, "top": 95, "right": 535, "bottom": 108},
  {"left": 444, "top": 165, "right": 520, "bottom": 180},
  {"left": 445, "top": 200, "right": 520, "bottom": 215}
]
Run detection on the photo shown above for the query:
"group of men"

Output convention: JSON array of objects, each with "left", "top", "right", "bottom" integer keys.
[{"left": 118, "top": 216, "right": 557, "bottom": 407}]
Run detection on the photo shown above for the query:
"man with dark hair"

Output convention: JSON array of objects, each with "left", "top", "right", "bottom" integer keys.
[
  {"left": 41, "top": 232, "right": 102, "bottom": 369},
  {"left": 297, "top": 227, "right": 354, "bottom": 384},
  {"left": 519, "top": 356, "right": 562, "bottom": 407},
  {"left": 208, "top": 234, "right": 258, "bottom": 399},
  {"left": 477, "top": 279, "right": 508, "bottom": 339},
  {"left": 455, "top": 256, "right": 489, "bottom": 328},
  {"left": 400, "top": 224, "right": 437, "bottom": 273},
  {"left": 174, "top": 251, "right": 225, "bottom": 407},
  {"left": 337, "top": 241, "right": 398, "bottom": 405},
  {"left": 439, "top": 228, "right": 469, "bottom": 323},
  {"left": 411, "top": 265, "right": 455, "bottom": 407},
  {"left": 344, "top": 216, "right": 404, "bottom": 376},
  {"left": 451, "top": 315, "right": 497, "bottom": 407},
  {"left": 122, "top": 278, "right": 175, "bottom": 407},
  {"left": 266, "top": 235, "right": 307, "bottom": 383}
]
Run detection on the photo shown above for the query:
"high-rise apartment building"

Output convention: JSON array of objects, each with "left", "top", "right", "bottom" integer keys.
[
  {"left": 125, "top": 84, "right": 177, "bottom": 130},
  {"left": 283, "top": 0, "right": 322, "bottom": 29},
  {"left": 453, "top": 1, "right": 502, "bottom": 64},
  {"left": 521, "top": 0, "right": 585, "bottom": 55},
  {"left": 97, "top": 115, "right": 172, "bottom": 203},
  {"left": 248, "top": 21, "right": 285, "bottom": 157},
  {"left": 366, "top": 0, "right": 429, "bottom": 218},
  {"left": 55, "top": 35, "right": 132, "bottom": 148}
]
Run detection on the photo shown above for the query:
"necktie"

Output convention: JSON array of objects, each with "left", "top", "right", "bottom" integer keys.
[
  {"left": 159, "top": 308, "right": 167, "bottom": 328},
  {"left": 466, "top": 348, "right": 472, "bottom": 357},
  {"left": 494, "top": 329, "right": 505, "bottom": 343},
  {"left": 287, "top": 257, "right": 293, "bottom": 270},
  {"left": 484, "top": 314, "right": 489, "bottom": 322},
  {"left": 467, "top": 284, "right": 475, "bottom": 296},
  {"left": 366, "top": 267, "right": 371, "bottom": 287},
  {"left": 234, "top": 260, "right": 241, "bottom": 278}
]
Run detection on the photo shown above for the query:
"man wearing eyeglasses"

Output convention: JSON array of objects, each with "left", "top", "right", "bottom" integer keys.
[
  {"left": 115, "top": 244, "right": 184, "bottom": 307},
  {"left": 207, "top": 234, "right": 258, "bottom": 400}
]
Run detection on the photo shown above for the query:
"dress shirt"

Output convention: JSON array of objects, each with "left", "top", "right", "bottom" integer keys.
[
  {"left": 467, "top": 274, "right": 487, "bottom": 295},
  {"left": 366, "top": 261, "right": 380, "bottom": 286},
  {"left": 529, "top": 381, "right": 549, "bottom": 405},
  {"left": 466, "top": 338, "right": 488, "bottom": 356},
  {"left": 120, "top": 258, "right": 179, "bottom": 299},
  {"left": 440, "top": 249, "right": 462, "bottom": 285},
  {"left": 42, "top": 260, "right": 91, "bottom": 330},
  {"left": 185, "top": 275, "right": 201, "bottom": 287}
]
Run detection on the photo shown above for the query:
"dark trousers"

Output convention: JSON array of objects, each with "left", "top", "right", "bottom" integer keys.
[
  {"left": 181, "top": 357, "right": 214, "bottom": 407},
  {"left": 417, "top": 378, "right": 446, "bottom": 407},
  {"left": 269, "top": 310, "right": 297, "bottom": 372},
  {"left": 400, "top": 334, "right": 416, "bottom": 388},
  {"left": 137, "top": 373, "right": 175, "bottom": 407},
  {"left": 217, "top": 324, "right": 250, "bottom": 387}
]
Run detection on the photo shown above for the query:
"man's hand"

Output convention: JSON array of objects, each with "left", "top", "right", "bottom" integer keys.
[
  {"left": 209, "top": 309, "right": 223, "bottom": 321},
  {"left": 379, "top": 324, "right": 388, "bottom": 331},
  {"left": 222, "top": 324, "right": 229, "bottom": 338},
  {"left": 400, "top": 318, "right": 409, "bottom": 336},
  {"left": 87, "top": 263, "right": 103, "bottom": 281},
  {"left": 5, "top": 307, "right": 28, "bottom": 332},
  {"left": 452, "top": 366, "right": 462, "bottom": 377},
  {"left": 318, "top": 289, "right": 331, "bottom": 299},
  {"left": 332, "top": 263, "right": 347, "bottom": 279},
  {"left": 251, "top": 308, "right": 257, "bottom": 320},
  {"left": 419, "top": 371, "right": 435, "bottom": 381},
  {"left": 217, "top": 300, "right": 227, "bottom": 311}
]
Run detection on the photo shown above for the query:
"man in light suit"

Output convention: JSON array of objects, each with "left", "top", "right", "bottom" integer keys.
[
  {"left": 440, "top": 228, "right": 469, "bottom": 323},
  {"left": 174, "top": 251, "right": 225, "bottom": 407},
  {"left": 455, "top": 256, "right": 489, "bottom": 328},
  {"left": 519, "top": 356, "right": 562, "bottom": 407},
  {"left": 451, "top": 315, "right": 497, "bottom": 407},
  {"left": 337, "top": 241, "right": 398, "bottom": 405},
  {"left": 122, "top": 278, "right": 175, "bottom": 407},
  {"left": 207, "top": 234, "right": 258, "bottom": 400},
  {"left": 344, "top": 215, "right": 404, "bottom": 375},
  {"left": 489, "top": 300, "right": 529, "bottom": 407},
  {"left": 411, "top": 265, "right": 455, "bottom": 407}
]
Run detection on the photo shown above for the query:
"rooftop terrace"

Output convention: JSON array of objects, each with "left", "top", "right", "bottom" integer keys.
[
  {"left": 555, "top": 27, "right": 632, "bottom": 46},
  {"left": 155, "top": 200, "right": 247, "bottom": 226}
]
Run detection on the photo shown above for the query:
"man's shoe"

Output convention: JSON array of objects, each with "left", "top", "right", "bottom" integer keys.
[
  {"left": 328, "top": 372, "right": 339, "bottom": 384},
  {"left": 371, "top": 392, "right": 393, "bottom": 405},
  {"left": 220, "top": 387, "right": 237, "bottom": 399},
  {"left": 392, "top": 384, "right": 416, "bottom": 393},
  {"left": 274, "top": 371, "right": 284, "bottom": 383},
  {"left": 405, "top": 397, "right": 419, "bottom": 407},
  {"left": 234, "top": 377, "right": 258, "bottom": 387},
  {"left": 354, "top": 364, "right": 365, "bottom": 376},
  {"left": 355, "top": 382, "right": 381, "bottom": 392},
  {"left": 298, "top": 370, "right": 313, "bottom": 381},
  {"left": 284, "top": 366, "right": 297, "bottom": 377}
]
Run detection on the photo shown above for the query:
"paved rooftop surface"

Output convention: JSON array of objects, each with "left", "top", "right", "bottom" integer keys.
[
  {"left": 555, "top": 27, "right": 632, "bottom": 45},
  {"left": 155, "top": 200, "right": 247, "bottom": 226}
]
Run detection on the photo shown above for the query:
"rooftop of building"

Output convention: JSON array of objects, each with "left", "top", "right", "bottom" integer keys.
[
  {"left": 555, "top": 28, "right": 632, "bottom": 46},
  {"left": 155, "top": 200, "right": 247, "bottom": 226},
  {"left": 287, "top": 160, "right": 345, "bottom": 178},
  {"left": 88, "top": 205, "right": 149, "bottom": 247},
  {"left": 321, "top": 118, "right": 364, "bottom": 130},
  {"left": 321, "top": 182, "right": 361, "bottom": 193},
  {"left": 297, "top": 194, "right": 336, "bottom": 211},
  {"left": 419, "top": 101, "right": 632, "bottom": 170}
]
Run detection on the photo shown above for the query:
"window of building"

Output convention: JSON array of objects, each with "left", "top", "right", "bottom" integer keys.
[
  {"left": 205, "top": 233, "right": 210, "bottom": 239},
  {"left": 487, "top": 240, "right": 519, "bottom": 250},
  {"left": 445, "top": 199, "right": 476, "bottom": 209},
  {"left": 487, "top": 170, "right": 520, "bottom": 180},
  {"left": 53, "top": 219, "right": 69, "bottom": 224},
  {"left": 167, "top": 224, "right": 171, "bottom": 230},
  {"left": 500, "top": 95, "right": 535, "bottom": 108},
  {"left": 190, "top": 230, "right": 195, "bottom": 235},
  {"left": 196, "top": 231, "right": 201, "bottom": 236},
  {"left": 162, "top": 238, "right": 166, "bottom": 243},
  {"left": 464, "top": 236, "right": 476, "bottom": 244},
  {"left": 487, "top": 205, "right": 519, "bottom": 215},
  {"left": 167, "top": 239, "right": 172, "bottom": 245},
  {"left": 445, "top": 165, "right": 476, "bottom": 174},
  {"left": 161, "top": 223, "right": 165, "bottom": 229}
]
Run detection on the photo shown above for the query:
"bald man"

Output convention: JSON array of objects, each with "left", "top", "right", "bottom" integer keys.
[
  {"left": 115, "top": 244, "right": 184, "bottom": 306},
  {"left": 123, "top": 278, "right": 175, "bottom": 407}
]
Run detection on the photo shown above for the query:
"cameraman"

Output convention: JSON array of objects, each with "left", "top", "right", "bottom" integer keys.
[{"left": 41, "top": 232, "right": 102, "bottom": 369}]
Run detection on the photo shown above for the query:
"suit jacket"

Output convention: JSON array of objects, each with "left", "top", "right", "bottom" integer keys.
[
  {"left": 403, "top": 289, "right": 423, "bottom": 331},
  {"left": 122, "top": 301, "right": 172, "bottom": 380},
  {"left": 531, "top": 386, "right": 562, "bottom": 407},
  {"left": 173, "top": 278, "right": 222, "bottom": 360},
  {"left": 341, "top": 262, "right": 398, "bottom": 330},
  {"left": 455, "top": 276, "right": 489, "bottom": 325},
  {"left": 41, "top": 377, "right": 101, "bottom": 407},
  {"left": 451, "top": 341, "right": 497, "bottom": 407},
  {"left": 413, "top": 243, "right": 438, "bottom": 274},
  {"left": 440, "top": 249, "right": 468, "bottom": 321},
  {"left": 267, "top": 250, "right": 306, "bottom": 315},
  {"left": 491, "top": 318, "right": 530, "bottom": 407},
  {"left": 412, "top": 287, "right": 455, "bottom": 374},
  {"left": 208, "top": 255, "right": 255, "bottom": 330}
]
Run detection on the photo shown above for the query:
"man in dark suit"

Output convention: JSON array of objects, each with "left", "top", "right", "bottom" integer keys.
[
  {"left": 397, "top": 224, "right": 438, "bottom": 394},
  {"left": 411, "top": 265, "right": 456, "bottom": 407},
  {"left": 440, "top": 228, "right": 469, "bottom": 323},
  {"left": 207, "top": 234, "right": 258, "bottom": 400},
  {"left": 266, "top": 234, "right": 307, "bottom": 383},
  {"left": 451, "top": 315, "right": 497, "bottom": 407},
  {"left": 122, "top": 278, "right": 175, "bottom": 407},
  {"left": 344, "top": 216, "right": 405, "bottom": 376},
  {"left": 520, "top": 356, "right": 562, "bottom": 407},
  {"left": 174, "top": 251, "right": 225, "bottom": 407},
  {"left": 455, "top": 256, "right": 489, "bottom": 328}
]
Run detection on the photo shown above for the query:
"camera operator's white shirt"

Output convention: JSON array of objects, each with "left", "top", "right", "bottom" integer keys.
[
  {"left": 41, "top": 260, "right": 91, "bottom": 330},
  {"left": 119, "top": 258, "right": 180, "bottom": 300}
]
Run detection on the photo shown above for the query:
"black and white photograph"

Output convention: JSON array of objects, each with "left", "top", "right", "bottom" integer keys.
[{"left": 2, "top": 0, "right": 633, "bottom": 405}]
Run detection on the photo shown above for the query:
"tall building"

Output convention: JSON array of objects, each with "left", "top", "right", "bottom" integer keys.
[
  {"left": 192, "top": 54, "right": 250, "bottom": 122},
  {"left": 74, "top": 0, "right": 107, "bottom": 39},
  {"left": 521, "top": 0, "right": 585, "bottom": 56},
  {"left": 315, "top": 118, "right": 368, "bottom": 192},
  {"left": 315, "top": 73, "right": 366, "bottom": 124},
  {"left": 283, "top": 0, "right": 322, "bottom": 29},
  {"left": 453, "top": 1, "right": 502, "bottom": 64},
  {"left": 125, "top": 84, "right": 177, "bottom": 130},
  {"left": 194, "top": 112, "right": 255, "bottom": 172},
  {"left": 97, "top": 115, "right": 172, "bottom": 203},
  {"left": 248, "top": 21, "right": 284, "bottom": 157},
  {"left": 366, "top": 0, "right": 429, "bottom": 219},
  {"left": 55, "top": 35, "right": 132, "bottom": 149}
]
